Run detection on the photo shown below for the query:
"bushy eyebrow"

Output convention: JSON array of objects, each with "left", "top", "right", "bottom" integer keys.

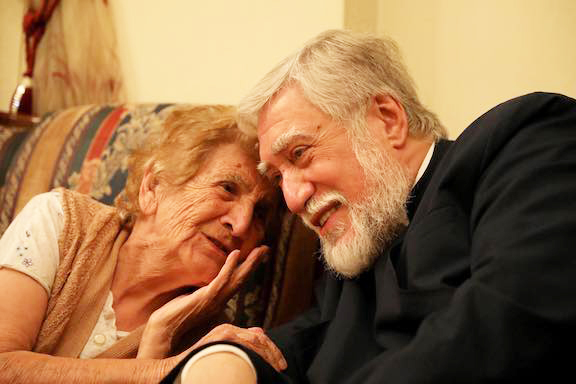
[
  {"left": 257, "top": 161, "right": 279, "bottom": 185},
  {"left": 271, "top": 128, "right": 314, "bottom": 155},
  {"left": 259, "top": 127, "right": 315, "bottom": 181},
  {"left": 257, "top": 162, "right": 268, "bottom": 176}
]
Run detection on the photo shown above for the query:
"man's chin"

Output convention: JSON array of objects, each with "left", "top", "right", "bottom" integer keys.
[
  {"left": 323, "top": 250, "right": 376, "bottom": 279},
  {"left": 320, "top": 233, "right": 379, "bottom": 279}
]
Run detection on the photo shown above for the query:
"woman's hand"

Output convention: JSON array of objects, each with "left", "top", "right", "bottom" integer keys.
[
  {"left": 137, "top": 246, "right": 268, "bottom": 359},
  {"left": 187, "top": 323, "right": 288, "bottom": 372}
]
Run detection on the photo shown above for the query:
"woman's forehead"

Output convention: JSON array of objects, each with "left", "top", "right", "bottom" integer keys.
[{"left": 198, "top": 143, "right": 271, "bottom": 191}]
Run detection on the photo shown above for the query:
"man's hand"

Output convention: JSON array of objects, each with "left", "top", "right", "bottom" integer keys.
[
  {"left": 138, "top": 246, "right": 268, "bottom": 359},
  {"left": 189, "top": 324, "right": 287, "bottom": 371}
]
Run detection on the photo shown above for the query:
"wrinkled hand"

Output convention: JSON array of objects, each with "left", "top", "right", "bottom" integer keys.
[
  {"left": 188, "top": 323, "right": 287, "bottom": 372},
  {"left": 138, "top": 246, "right": 268, "bottom": 359}
]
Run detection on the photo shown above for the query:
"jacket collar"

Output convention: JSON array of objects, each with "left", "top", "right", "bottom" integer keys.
[{"left": 406, "top": 139, "right": 453, "bottom": 221}]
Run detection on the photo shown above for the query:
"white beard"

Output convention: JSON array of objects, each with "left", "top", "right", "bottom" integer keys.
[{"left": 302, "top": 139, "right": 411, "bottom": 278}]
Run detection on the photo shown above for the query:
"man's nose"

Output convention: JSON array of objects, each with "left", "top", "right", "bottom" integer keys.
[{"left": 281, "top": 171, "right": 314, "bottom": 214}]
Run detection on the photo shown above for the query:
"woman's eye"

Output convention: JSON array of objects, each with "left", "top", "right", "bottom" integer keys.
[{"left": 220, "top": 182, "right": 237, "bottom": 194}]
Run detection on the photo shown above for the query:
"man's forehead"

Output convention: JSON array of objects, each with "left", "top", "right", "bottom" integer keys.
[{"left": 257, "top": 85, "right": 316, "bottom": 135}]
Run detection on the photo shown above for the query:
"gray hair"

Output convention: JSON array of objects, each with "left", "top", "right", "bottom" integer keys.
[{"left": 238, "top": 29, "right": 447, "bottom": 140}]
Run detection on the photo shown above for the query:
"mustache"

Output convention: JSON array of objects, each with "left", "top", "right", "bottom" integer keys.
[{"left": 301, "top": 191, "right": 348, "bottom": 227}]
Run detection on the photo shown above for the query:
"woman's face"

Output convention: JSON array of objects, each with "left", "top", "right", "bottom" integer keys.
[{"left": 147, "top": 142, "right": 273, "bottom": 286}]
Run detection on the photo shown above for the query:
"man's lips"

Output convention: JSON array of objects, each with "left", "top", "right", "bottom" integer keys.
[{"left": 310, "top": 201, "right": 342, "bottom": 228}]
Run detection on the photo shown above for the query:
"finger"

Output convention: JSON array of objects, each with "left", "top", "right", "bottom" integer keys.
[
  {"left": 206, "top": 249, "right": 242, "bottom": 293},
  {"left": 230, "top": 246, "right": 268, "bottom": 285},
  {"left": 193, "top": 325, "right": 287, "bottom": 371},
  {"left": 227, "top": 246, "right": 267, "bottom": 290},
  {"left": 191, "top": 323, "right": 238, "bottom": 350},
  {"left": 237, "top": 330, "right": 287, "bottom": 371},
  {"left": 259, "top": 336, "right": 287, "bottom": 371}
]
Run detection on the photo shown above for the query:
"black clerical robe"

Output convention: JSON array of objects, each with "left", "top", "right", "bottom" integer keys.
[
  {"left": 162, "top": 92, "right": 576, "bottom": 383},
  {"left": 267, "top": 92, "right": 576, "bottom": 383}
]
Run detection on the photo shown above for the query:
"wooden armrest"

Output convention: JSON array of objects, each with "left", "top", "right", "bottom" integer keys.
[{"left": 0, "top": 111, "right": 40, "bottom": 129}]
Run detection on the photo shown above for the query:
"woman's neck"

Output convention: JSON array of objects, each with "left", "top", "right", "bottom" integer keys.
[{"left": 110, "top": 226, "right": 195, "bottom": 331}]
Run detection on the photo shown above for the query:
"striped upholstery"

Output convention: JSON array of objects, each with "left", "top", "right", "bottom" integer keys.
[
  {"left": 0, "top": 126, "right": 30, "bottom": 197},
  {"left": 0, "top": 104, "right": 317, "bottom": 328}
]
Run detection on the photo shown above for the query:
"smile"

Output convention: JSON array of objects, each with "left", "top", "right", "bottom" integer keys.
[
  {"left": 205, "top": 234, "right": 232, "bottom": 254},
  {"left": 310, "top": 201, "right": 342, "bottom": 228}
]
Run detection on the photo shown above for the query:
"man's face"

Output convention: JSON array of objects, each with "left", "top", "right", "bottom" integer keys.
[{"left": 257, "top": 86, "right": 410, "bottom": 277}]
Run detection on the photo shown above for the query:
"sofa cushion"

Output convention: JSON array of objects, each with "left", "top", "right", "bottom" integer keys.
[
  {"left": 0, "top": 126, "right": 31, "bottom": 199},
  {"left": 0, "top": 104, "right": 318, "bottom": 329}
]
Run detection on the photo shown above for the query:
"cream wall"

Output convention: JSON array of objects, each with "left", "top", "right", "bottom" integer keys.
[
  {"left": 0, "top": 0, "right": 344, "bottom": 110},
  {"left": 3, "top": 0, "right": 575, "bottom": 137},
  {"left": 108, "top": 0, "right": 344, "bottom": 105},
  {"left": 347, "top": 0, "right": 576, "bottom": 137},
  {"left": 0, "top": 0, "right": 27, "bottom": 111}
]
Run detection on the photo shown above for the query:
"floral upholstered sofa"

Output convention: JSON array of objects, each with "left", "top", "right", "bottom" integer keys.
[{"left": 0, "top": 103, "right": 318, "bottom": 329}]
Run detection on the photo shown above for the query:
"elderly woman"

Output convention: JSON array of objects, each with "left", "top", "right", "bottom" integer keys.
[{"left": 0, "top": 105, "right": 284, "bottom": 382}]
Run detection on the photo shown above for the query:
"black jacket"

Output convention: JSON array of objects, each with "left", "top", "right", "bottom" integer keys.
[
  {"left": 162, "top": 92, "right": 576, "bottom": 383},
  {"left": 268, "top": 92, "right": 576, "bottom": 383}
]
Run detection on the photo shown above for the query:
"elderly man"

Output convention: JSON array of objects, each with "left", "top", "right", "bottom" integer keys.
[{"left": 163, "top": 30, "right": 576, "bottom": 383}]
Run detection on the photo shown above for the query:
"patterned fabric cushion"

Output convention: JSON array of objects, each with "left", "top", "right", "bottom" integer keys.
[
  {"left": 0, "top": 104, "right": 318, "bottom": 329},
  {"left": 0, "top": 125, "right": 31, "bottom": 203}
]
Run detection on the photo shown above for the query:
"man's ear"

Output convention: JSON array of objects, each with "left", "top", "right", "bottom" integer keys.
[
  {"left": 139, "top": 166, "right": 159, "bottom": 216},
  {"left": 369, "top": 94, "right": 409, "bottom": 149}
]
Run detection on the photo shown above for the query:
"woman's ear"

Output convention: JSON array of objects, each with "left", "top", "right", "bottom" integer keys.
[
  {"left": 138, "top": 166, "right": 159, "bottom": 216},
  {"left": 369, "top": 94, "right": 409, "bottom": 150}
]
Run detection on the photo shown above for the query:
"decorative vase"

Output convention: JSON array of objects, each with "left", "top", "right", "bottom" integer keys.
[{"left": 9, "top": 75, "right": 34, "bottom": 116}]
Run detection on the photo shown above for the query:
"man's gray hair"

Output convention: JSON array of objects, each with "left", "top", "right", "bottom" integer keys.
[{"left": 238, "top": 29, "right": 447, "bottom": 140}]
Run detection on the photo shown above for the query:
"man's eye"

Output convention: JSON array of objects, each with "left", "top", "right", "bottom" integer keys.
[
  {"left": 291, "top": 146, "right": 307, "bottom": 161},
  {"left": 272, "top": 173, "right": 283, "bottom": 186}
]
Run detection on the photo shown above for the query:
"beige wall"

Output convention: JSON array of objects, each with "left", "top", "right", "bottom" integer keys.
[
  {"left": 347, "top": 0, "right": 576, "bottom": 137},
  {"left": 0, "top": 0, "right": 27, "bottom": 111},
  {"left": 109, "top": 0, "right": 344, "bottom": 105},
  {"left": 3, "top": 0, "right": 575, "bottom": 137},
  {"left": 0, "top": 0, "right": 344, "bottom": 110}
]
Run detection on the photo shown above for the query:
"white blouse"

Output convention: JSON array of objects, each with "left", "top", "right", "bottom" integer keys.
[
  {"left": 0, "top": 191, "right": 127, "bottom": 358},
  {"left": 0, "top": 191, "right": 252, "bottom": 371}
]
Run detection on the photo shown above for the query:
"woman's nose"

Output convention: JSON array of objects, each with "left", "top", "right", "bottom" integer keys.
[{"left": 221, "top": 200, "right": 254, "bottom": 239}]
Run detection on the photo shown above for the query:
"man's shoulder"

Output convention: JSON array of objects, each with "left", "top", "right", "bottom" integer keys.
[
  {"left": 418, "top": 92, "right": 576, "bottom": 208},
  {"left": 496, "top": 91, "right": 574, "bottom": 108},
  {"left": 462, "top": 92, "right": 575, "bottom": 136},
  {"left": 451, "top": 92, "right": 576, "bottom": 151}
]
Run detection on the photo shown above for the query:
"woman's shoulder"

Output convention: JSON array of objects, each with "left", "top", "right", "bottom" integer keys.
[
  {"left": 27, "top": 189, "right": 64, "bottom": 211},
  {"left": 0, "top": 190, "right": 64, "bottom": 295}
]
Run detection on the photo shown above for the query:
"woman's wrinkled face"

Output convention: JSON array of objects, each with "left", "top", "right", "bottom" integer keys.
[{"left": 151, "top": 143, "right": 273, "bottom": 286}]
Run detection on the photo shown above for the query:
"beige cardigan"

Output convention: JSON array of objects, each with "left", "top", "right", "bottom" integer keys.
[
  {"left": 32, "top": 188, "right": 137, "bottom": 358},
  {"left": 32, "top": 188, "right": 220, "bottom": 359}
]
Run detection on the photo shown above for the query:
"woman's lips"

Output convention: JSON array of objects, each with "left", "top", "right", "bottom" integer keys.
[{"left": 204, "top": 233, "right": 233, "bottom": 254}]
